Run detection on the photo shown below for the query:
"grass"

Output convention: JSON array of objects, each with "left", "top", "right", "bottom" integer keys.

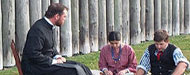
[{"left": 0, "top": 35, "right": 190, "bottom": 75}]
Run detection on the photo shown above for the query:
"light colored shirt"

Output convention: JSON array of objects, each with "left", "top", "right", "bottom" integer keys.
[
  {"left": 137, "top": 47, "right": 190, "bottom": 73},
  {"left": 99, "top": 44, "right": 137, "bottom": 74},
  {"left": 44, "top": 17, "right": 56, "bottom": 30}
]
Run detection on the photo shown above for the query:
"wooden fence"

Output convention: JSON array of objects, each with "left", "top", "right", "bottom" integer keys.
[{"left": 0, "top": 0, "right": 190, "bottom": 70}]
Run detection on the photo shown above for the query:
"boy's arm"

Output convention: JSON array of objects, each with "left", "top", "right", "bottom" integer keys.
[{"left": 172, "top": 62, "right": 187, "bottom": 75}]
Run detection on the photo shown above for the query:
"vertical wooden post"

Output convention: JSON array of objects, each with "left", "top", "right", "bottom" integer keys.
[
  {"left": 106, "top": 0, "right": 114, "bottom": 36},
  {"left": 71, "top": 0, "right": 80, "bottom": 54},
  {"left": 161, "top": 0, "right": 168, "bottom": 31},
  {"left": 140, "top": 0, "right": 146, "bottom": 42},
  {"left": 29, "top": 0, "right": 42, "bottom": 26},
  {"left": 89, "top": 0, "right": 99, "bottom": 52},
  {"left": 2, "top": 0, "right": 15, "bottom": 67},
  {"left": 154, "top": 0, "right": 161, "bottom": 31},
  {"left": 130, "top": 0, "right": 141, "bottom": 44},
  {"left": 180, "top": 0, "right": 184, "bottom": 34},
  {"left": 145, "top": 0, "right": 154, "bottom": 41},
  {"left": 172, "top": 0, "right": 180, "bottom": 35},
  {"left": 122, "top": 0, "right": 130, "bottom": 44},
  {"left": 184, "top": 0, "right": 190, "bottom": 34},
  {"left": 114, "top": 0, "right": 122, "bottom": 36},
  {"left": 60, "top": 0, "right": 72, "bottom": 57},
  {"left": 168, "top": 0, "right": 173, "bottom": 35},
  {"left": 0, "top": 0, "right": 3, "bottom": 70},
  {"left": 98, "top": 0, "right": 107, "bottom": 49},
  {"left": 42, "top": 0, "right": 50, "bottom": 16},
  {"left": 15, "top": 0, "right": 30, "bottom": 57},
  {"left": 79, "top": 0, "right": 90, "bottom": 54}
]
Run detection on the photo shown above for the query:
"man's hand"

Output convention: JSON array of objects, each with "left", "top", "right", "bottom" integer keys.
[{"left": 56, "top": 57, "right": 66, "bottom": 63}]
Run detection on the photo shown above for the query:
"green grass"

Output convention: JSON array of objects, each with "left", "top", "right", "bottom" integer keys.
[{"left": 0, "top": 35, "right": 190, "bottom": 75}]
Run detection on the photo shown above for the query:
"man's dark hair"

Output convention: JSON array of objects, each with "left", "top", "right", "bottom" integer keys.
[
  {"left": 154, "top": 29, "right": 169, "bottom": 42},
  {"left": 45, "top": 3, "right": 68, "bottom": 18},
  {"left": 108, "top": 31, "right": 121, "bottom": 41}
]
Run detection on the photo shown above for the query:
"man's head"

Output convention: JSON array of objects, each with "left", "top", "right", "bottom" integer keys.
[
  {"left": 108, "top": 31, "right": 121, "bottom": 49},
  {"left": 153, "top": 29, "right": 169, "bottom": 51},
  {"left": 45, "top": 3, "right": 68, "bottom": 26}
]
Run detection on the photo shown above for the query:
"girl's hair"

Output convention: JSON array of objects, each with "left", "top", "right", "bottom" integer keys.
[{"left": 108, "top": 31, "right": 121, "bottom": 41}]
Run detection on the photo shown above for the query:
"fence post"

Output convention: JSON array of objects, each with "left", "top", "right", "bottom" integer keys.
[
  {"left": 71, "top": 0, "right": 80, "bottom": 54},
  {"left": 122, "top": 0, "right": 130, "bottom": 44},
  {"left": 2, "top": 0, "right": 15, "bottom": 67},
  {"left": 168, "top": 0, "right": 173, "bottom": 35},
  {"left": 140, "top": 0, "right": 146, "bottom": 42},
  {"left": 15, "top": 0, "right": 30, "bottom": 57},
  {"left": 172, "top": 0, "right": 180, "bottom": 36},
  {"left": 79, "top": 0, "right": 90, "bottom": 54},
  {"left": 114, "top": 0, "right": 122, "bottom": 36},
  {"left": 89, "top": 0, "right": 99, "bottom": 52},
  {"left": 106, "top": 0, "right": 114, "bottom": 36},
  {"left": 184, "top": 0, "right": 190, "bottom": 34},
  {"left": 0, "top": 0, "right": 3, "bottom": 70},
  {"left": 154, "top": 0, "right": 161, "bottom": 31},
  {"left": 42, "top": 0, "right": 50, "bottom": 16},
  {"left": 60, "top": 0, "right": 72, "bottom": 57},
  {"left": 180, "top": 0, "right": 184, "bottom": 34},
  {"left": 130, "top": 0, "right": 141, "bottom": 44},
  {"left": 29, "top": 0, "right": 42, "bottom": 26},
  {"left": 161, "top": 0, "right": 168, "bottom": 31},
  {"left": 145, "top": 0, "right": 154, "bottom": 41},
  {"left": 98, "top": 0, "right": 107, "bottom": 49}
]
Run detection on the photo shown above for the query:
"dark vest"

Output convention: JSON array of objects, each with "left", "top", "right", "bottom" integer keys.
[{"left": 148, "top": 44, "right": 176, "bottom": 75}]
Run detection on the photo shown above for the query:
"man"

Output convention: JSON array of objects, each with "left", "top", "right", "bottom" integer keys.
[
  {"left": 136, "top": 29, "right": 190, "bottom": 75},
  {"left": 21, "top": 3, "right": 92, "bottom": 75}
]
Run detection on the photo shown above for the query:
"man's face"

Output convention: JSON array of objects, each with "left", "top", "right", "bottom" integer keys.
[
  {"left": 155, "top": 40, "right": 168, "bottom": 51},
  {"left": 55, "top": 9, "right": 68, "bottom": 26},
  {"left": 110, "top": 40, "right": 120, "bottom": 49}
]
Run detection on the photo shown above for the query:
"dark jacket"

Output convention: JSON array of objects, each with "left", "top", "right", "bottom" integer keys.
[
  {"left": 21, "top": 18, "right": 92, "bottom": 75},
  {"left": 148, "top": 44, "right": 176, "bottom": 75},
  {"left": 21, "top": 18, "right": 59, "bottom": 75}
]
